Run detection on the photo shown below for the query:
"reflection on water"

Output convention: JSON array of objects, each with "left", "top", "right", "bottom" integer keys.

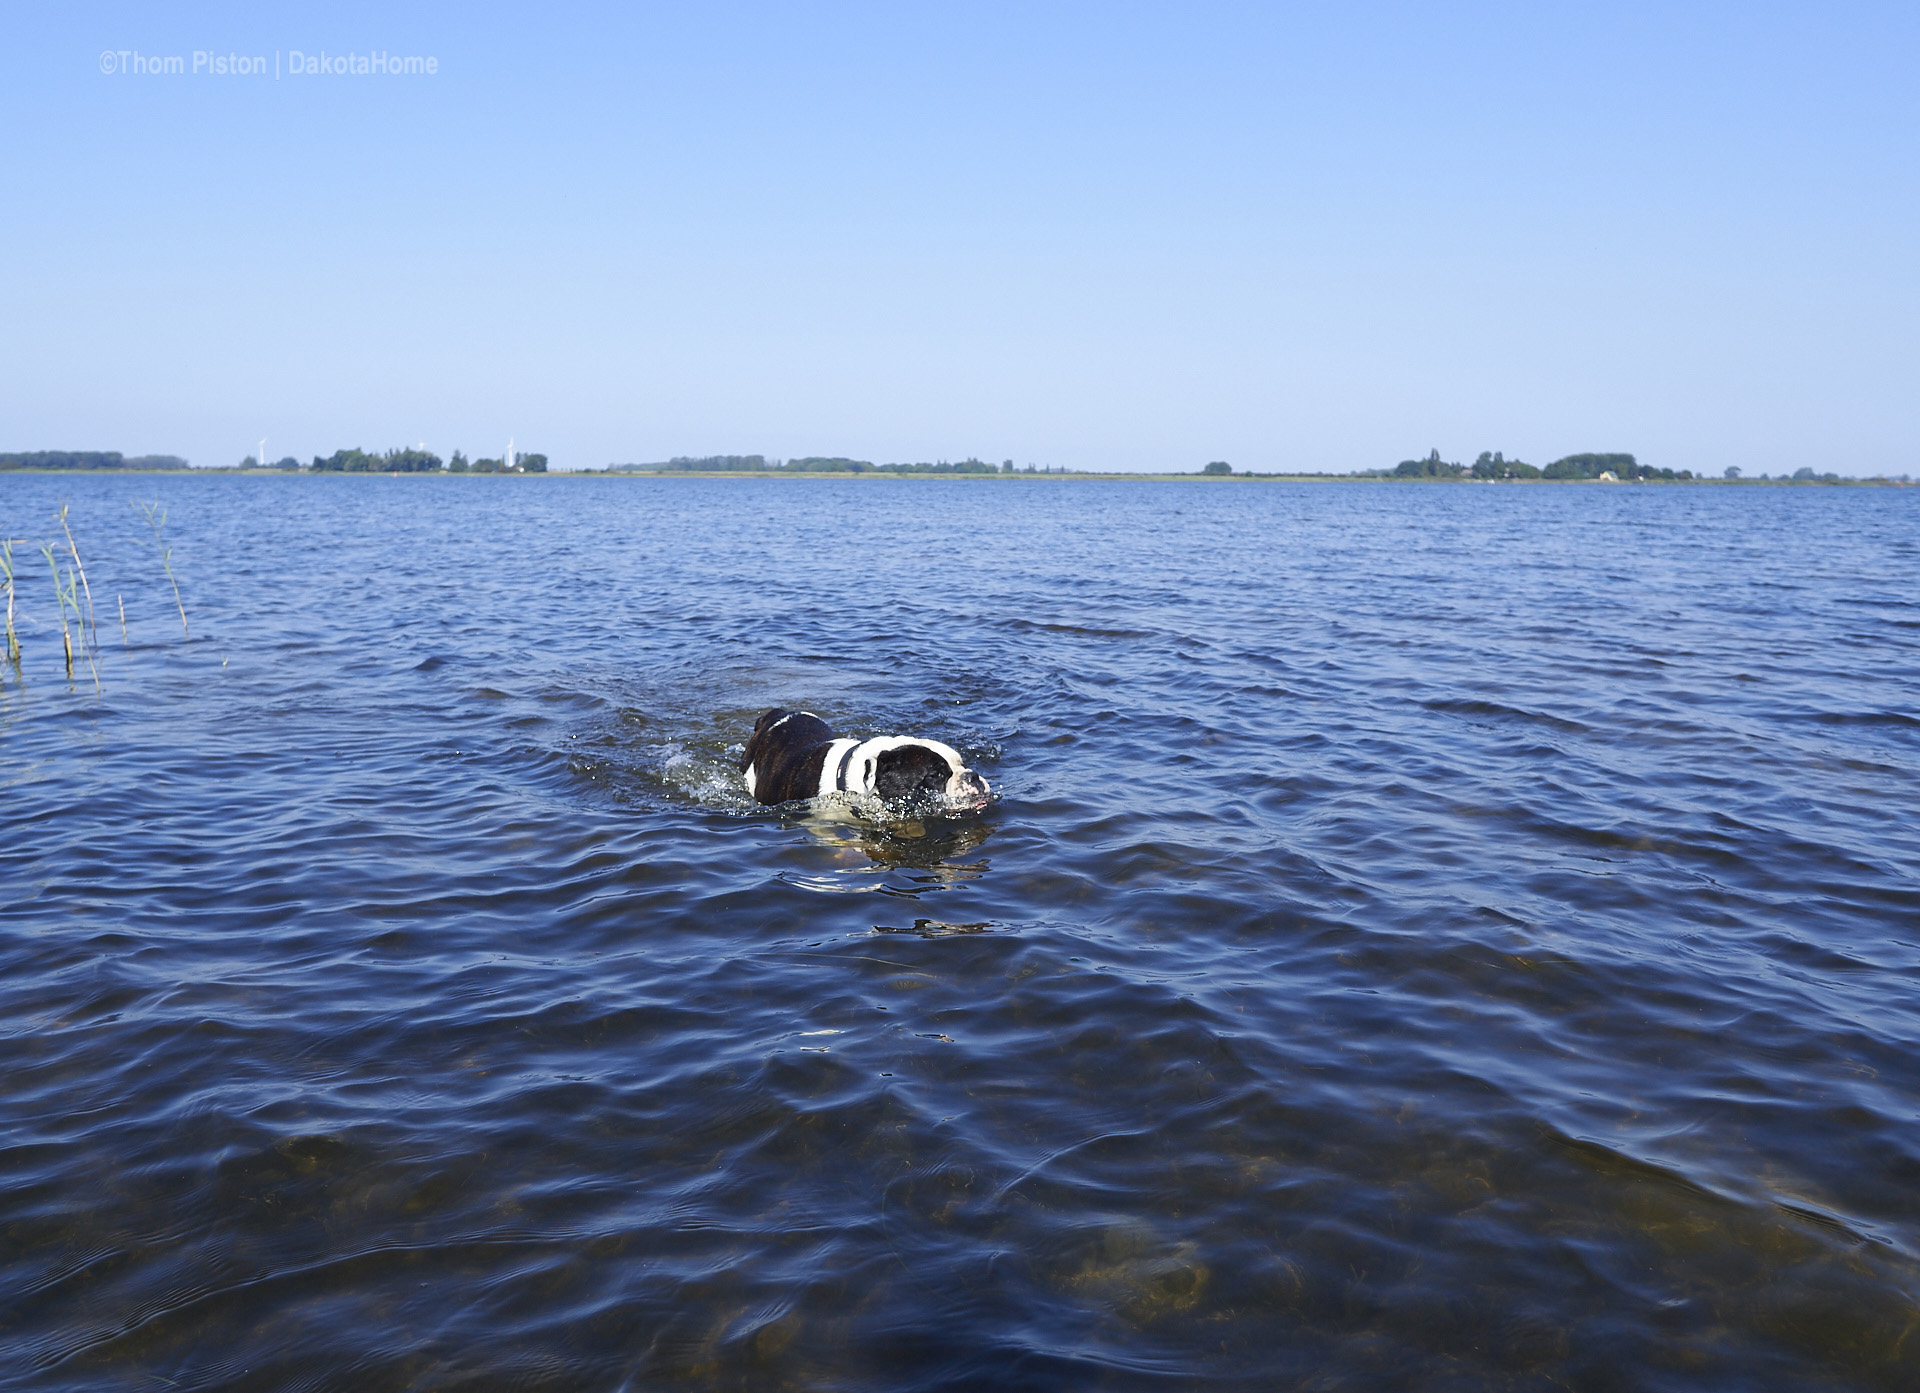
[
  {"left": 3, "top": 474, "right": 1918, "bottom": 1390},
  {"left": 873, "top": 919, "right": 995, "bottom": 938},
  {"left": 783, "top": 812, "right": 996, "bottom": 896}
]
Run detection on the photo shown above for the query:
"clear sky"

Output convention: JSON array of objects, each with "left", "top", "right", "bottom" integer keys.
[{"left": 3, "top": 2, "right": 1915, "bottom": 474}]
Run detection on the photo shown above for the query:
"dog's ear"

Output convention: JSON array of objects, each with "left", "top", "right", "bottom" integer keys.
[{"left": 753, "top": 708, "right": 786, "bottom": 735}]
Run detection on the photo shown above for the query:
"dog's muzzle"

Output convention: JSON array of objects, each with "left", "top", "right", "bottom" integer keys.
[{"left": 947, "top": 769, "right": 992, "bottom": 810}]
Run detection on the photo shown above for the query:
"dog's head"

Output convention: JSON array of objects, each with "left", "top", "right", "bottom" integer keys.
[{"left": 849, "top": 737, "right": 991, "bottom": 812}]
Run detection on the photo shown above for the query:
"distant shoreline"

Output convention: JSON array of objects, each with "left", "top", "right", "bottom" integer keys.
[{"left": 0, "top": 467, "right": 1912, "bottom": 486}]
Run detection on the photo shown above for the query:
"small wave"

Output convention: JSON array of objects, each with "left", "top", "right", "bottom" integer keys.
[
  {"left": 1790, "top": 709, "right": 1920, "bottom": 729},
  {"left": 1421, "top": 696, "right": 1590, "bottom": 732}
]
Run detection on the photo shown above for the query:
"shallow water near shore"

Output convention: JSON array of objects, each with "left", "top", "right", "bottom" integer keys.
[{"left": 4, "top": 474, "right": 1918, "bottom": 1391}]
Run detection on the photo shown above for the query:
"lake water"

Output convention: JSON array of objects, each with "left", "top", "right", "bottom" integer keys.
[{"left": 4, "top": 474, "right": 1918, "bottom": 1391}]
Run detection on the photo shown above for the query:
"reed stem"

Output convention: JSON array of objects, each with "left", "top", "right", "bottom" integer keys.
[
  {"left": 42, "top": 543, "right": 72, "bottom": 678},
  {"left": 119, "top": 594, "right": 128, "bottom": 642},
  {"left": 70, "top": 565, "right": 100, "bottom": 692},
  {"left": 136, "top": 499, "right": 189, "bottom": 639},
  {"left": 57, "top": 503, "right": 100, "bottom": 659},
  {"left": 39, "top": 545, "right": 99, "bottom": 690},
  {"left": 1, "top": 539, "right": 19, "bottom": 669}
]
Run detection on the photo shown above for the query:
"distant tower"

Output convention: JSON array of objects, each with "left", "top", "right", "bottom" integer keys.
[
  {"left": 258, "top": 438, "right": 266, "bottom": 467},
  {"left": 506, "top": 436, "right": 515, "bottom": 472}
]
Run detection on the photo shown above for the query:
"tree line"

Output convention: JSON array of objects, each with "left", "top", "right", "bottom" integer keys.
[
  {"left": 1, "top": 451, "right": 190, "bottom": 470},
  {"left": 1390, "top": 450, "right": 1696, "bottom": 481},
  {"left": 270, "top": 448, "right": 549, "bottom": 473},
  {"left": 622, "top": 455, "right": 1041, "bottom": 475}
]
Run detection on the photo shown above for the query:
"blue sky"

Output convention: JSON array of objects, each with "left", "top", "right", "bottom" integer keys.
[{"left": 3, "top": 2, "right": 1915, "bottom": 473}]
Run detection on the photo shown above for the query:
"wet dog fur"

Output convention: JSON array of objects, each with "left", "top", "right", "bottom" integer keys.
[{"left": 739, "top": 709, "right": 990, "bottom": 811}]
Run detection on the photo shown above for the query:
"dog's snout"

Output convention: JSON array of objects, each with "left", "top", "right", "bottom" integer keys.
[{"left": 949, "top": 770, "right": 991, "bottom": 807}]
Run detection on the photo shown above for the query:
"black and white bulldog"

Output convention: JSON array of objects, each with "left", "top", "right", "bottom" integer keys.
[{"left": 740, "top": 709, "right": 991, "bottom": 811}]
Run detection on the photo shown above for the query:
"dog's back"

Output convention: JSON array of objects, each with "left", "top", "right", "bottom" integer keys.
[{"left": 739, "top": 709, "right": 837, "bottom": 804}]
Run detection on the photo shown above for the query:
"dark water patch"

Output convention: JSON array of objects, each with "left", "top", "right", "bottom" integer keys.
[
  {"left": 1421, "top": 695, "right": 1591, "bottom": 733},
  {"left": 1794, "top": 708, "right": 1920, "bottom": 730}
]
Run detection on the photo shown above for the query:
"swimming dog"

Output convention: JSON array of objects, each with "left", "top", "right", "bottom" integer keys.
[{"left": 740, "top": 709, "right": 991, "bottom": 811}]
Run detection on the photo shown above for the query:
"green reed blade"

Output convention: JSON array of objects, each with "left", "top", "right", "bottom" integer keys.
[
  {"left": 57, "top": 503, "right": 100, "bottom": 658},
  {"left": 1, "top": 538, "right": 19, "bottom": 668},
  {"left": 135, "top": 498, "right": 189, "bottom": 639},
  {"left": 41, "top": 542, "right": 72, "bottom": 678}
]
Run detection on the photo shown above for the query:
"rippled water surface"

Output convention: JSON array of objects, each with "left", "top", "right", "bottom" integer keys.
[{"left": 4, "top": 474, "right": 1918, "bottom": 1390}]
